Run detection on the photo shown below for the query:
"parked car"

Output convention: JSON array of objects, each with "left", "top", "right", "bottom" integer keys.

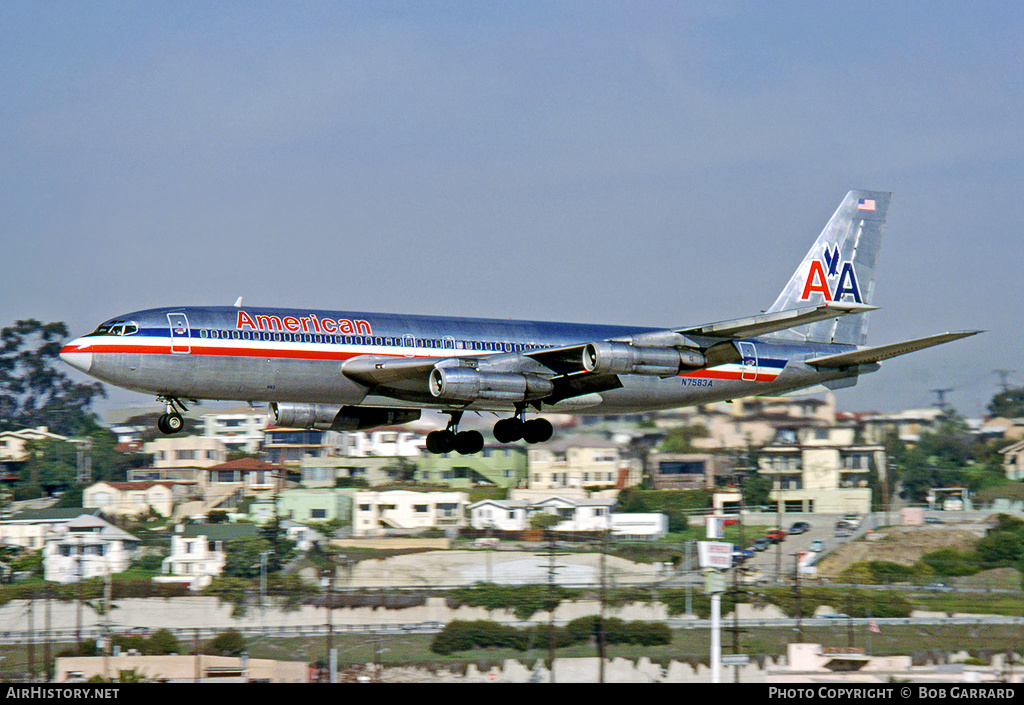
[
  {"left": 788, "top": 521, "right": 811, "bottom": 535},
  {"left": 753, "top": 537, "right": 771, "bottom": 551},
  {"left": 808, "top": 539, "right": 824, "bottom": 552},
  {"left": 765, "top": 529, "right": 787, "bottom": 543},
  {"left": 925, "top": 517, "right": 943, "bottom": 525}
]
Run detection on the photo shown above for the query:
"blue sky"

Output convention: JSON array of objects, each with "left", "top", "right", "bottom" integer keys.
[{"left": 2, "top": 1, "right": 1021, "bottom": 418}]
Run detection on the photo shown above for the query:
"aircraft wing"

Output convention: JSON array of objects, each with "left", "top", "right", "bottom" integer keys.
[
  {"left": 805, "top": 331, "right": 982, "bottom": 368},
  {"left": 678, "top": 302, "right": 876, "bottom": 339}
]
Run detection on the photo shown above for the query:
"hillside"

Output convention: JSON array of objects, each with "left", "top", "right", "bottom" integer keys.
[{"left": 815, "top": 525, "right": 985, "bottom": 580}]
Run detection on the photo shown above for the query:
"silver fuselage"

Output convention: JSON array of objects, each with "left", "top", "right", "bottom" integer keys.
[{"left": 60, "top": 305, "right": 869, "bottom": 415}]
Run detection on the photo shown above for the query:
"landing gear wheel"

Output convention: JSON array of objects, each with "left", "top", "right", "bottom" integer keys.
[
  {"left": 493, "top": 418, "right": 524, "bottom": 444},
  {"left": 455, "top": 430, "right": 485, "bottom": 455},
  {"left": 165, "top": 412, "right": 184, "bottom": 433},
  {"left": 522, "top": 418, "right": 553, "bottom": 444},
  {"left": 158, "top": 413, "right": 184, "bottom": 435},
  {"left": 426, "top": 429, "right": 457, "bottom": 455}
]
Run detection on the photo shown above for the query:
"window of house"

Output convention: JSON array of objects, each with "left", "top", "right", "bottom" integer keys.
[{"left": 311, "top": 508, "right": 326, "bottom": 519}]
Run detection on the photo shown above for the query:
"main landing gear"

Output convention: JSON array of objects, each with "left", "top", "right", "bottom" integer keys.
[
  {"left": 493, "top": 414, "right": 553, "bottom": 445},
  {"left": 156, "top": 396, "right": 188, "bottom": 435},
  {"left": 425, "top": 412, "right": 485, "bottom": 455},
  {"left": 425, "top": 409, "right": 555, "bottom": 455}
]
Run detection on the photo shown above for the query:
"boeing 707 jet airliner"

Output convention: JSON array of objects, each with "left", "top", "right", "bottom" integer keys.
[{"left": 60, "top": 191, "right": 978, "bottom": 455}]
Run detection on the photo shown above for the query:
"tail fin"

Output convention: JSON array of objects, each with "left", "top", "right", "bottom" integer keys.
[{"left": 767, "top": 190, "right": 891, "bottom": 345}]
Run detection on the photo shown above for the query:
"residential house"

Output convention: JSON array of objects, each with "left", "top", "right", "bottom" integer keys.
[
  {"left": 757, "top": 425, "right": 886, "bottom": 514},
  {"left": 43, "top": 515, "right": 140, "bottom": 583},
  {"left": 0, "top": 426, "right": 77, "bottom": 463},
  {"left": 1001, "top": 440, "right": 1024, "bottom": 481},
  {"left": 527, "top": 436, "right": 641, "bottom": 491},
  {"left": 468, "top": 499, "right": 530, "bottom": 532},
  {"left": 416, "top": 445, "right": 528, "bottom": 489},
  {"left": 84, "top": 481, "right": 194, "bottom": 518},
  {"left": 249, "top": 487, "right": 355, "bottom": 525},
  {"left": 263, "top": 427, "right": 344, "bottom": 466},
  {"left": 856, "top": 408, "right": 947, "bottom": 445},
  {"left": 143, "top": 436, "right": 227, "bottom": 468},
  {"left": 201, "top": 407, "right": 269, "bottom": 455},
  {"left": 339, "top": 428, "right": 425, "bottom": 457},
  {"left": 647, "top": 452, "right": 730, "bottom": 490},
  {"left": 468, "top": 495, "right": 618, "bottom": 533},
  {"left": 353, "top": 490, "right": 468, "bottom": 537},
  {"left": 0, "top": 508, "right": 103, "bottom": 551},
  {"left": 0, "top": 426, "right": 88, "bottom": 482},
  {"left": 155, "top": 523, "right": 259, "bottom": 590},
  {"left": 299, "top": 455, "right": 412, "bottom": 488},
  {"left": 280, "top": 520, "right": 324, "bottom": 551}
]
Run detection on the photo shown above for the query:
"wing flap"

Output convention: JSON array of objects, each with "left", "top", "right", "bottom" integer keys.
[{"left": 805, "top": 331, "right": 982, "bottom": 368}]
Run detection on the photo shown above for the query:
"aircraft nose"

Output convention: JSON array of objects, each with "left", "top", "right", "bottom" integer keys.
[{"left": 59, "top": 341, "right": 93, "bottom": 373}]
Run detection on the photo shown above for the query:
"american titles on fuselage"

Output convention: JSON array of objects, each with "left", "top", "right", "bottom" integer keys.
[{"left": 235, "top": 310, "right": 372, "bottom": 336}]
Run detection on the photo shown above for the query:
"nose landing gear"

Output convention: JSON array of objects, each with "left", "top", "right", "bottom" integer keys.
[{"left": 156, "top": 396, "right": 189, "bottom": 435}]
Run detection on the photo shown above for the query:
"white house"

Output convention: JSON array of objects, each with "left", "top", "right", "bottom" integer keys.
[
  {"left": 526, "top": 496, "right": 617, "bottom": 532},
  {"left": 468, "top": 499, "right": 530, "bottom": 532},
  {"left": 0, "top": 509, "right": 103, "bottom": 551},
  {"left": 280, "top": 520, "right": 324, "bottom": 551},
  {"left": 155, "top": 523, "right": 259, "bottom": 590},
  {"left": 201, "top": 407, "right": 269, "bottom": 455},
  {"left": 353, "top": 490, "right": 468, "bottom": 537},
  {"left": 43, "top": 515, "right": 140, "bottom": 583},
  {"left": 469, "top": 495, "right": 637, "bottom": 533},
  {"left": 340, "top": 428, "right": 425, "bottom": 457}
]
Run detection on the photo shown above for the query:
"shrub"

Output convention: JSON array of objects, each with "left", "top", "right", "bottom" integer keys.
[
  {"left": 918, "top": 547, "right": 981, "bottom": 576},
  {"left": 208, "top": 629, "right": 246, "bottom": 656},
  {"left": 147, "top": 629, "right": 180, "bottom": 655}
]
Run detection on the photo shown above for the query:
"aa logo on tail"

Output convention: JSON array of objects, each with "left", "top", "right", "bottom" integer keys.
[{"left": 799, "top": 245, "right": 862, "bottom": 303}]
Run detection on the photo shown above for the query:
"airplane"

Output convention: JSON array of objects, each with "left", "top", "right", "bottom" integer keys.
[{"left": 60, "top": 190, "right": 979, "bottom": 455}]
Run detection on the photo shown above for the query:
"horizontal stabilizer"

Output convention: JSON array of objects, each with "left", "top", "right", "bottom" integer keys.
[
  {"left": 805, "top": 331, "right": 982, "bottom": 368},
  {"left": 681, "top": 302, "right": 876, "bottom": 340}
]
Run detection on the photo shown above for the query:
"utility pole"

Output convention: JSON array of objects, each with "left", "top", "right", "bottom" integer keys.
[
  {"left": 27, "top": 591, "right": 34, "bottom": 682},
  {"left": 598, "top": 531, "right": 607, "bottom": 684},
  {"left": 547, "top": 530, "right": 556, "bottom": 684},
  {"left": 44, "top": 588, "right": 51, "bottom": 682},
  {"left": 994, "top": 370, "right": 1016, "bottom": 394},
  {"left": 793, "top": 553, "right": 803, "bottom": 643}
]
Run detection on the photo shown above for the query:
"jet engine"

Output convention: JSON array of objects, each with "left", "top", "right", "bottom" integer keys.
[
  {"left": 268, "top": 402, "right": 420, "bottom": 431},
  {"left": 583, "top": 342, "right": 706, "bottom": 376},
  {"left": 429, "top": 367, "right": 554, "bottom": 402}
]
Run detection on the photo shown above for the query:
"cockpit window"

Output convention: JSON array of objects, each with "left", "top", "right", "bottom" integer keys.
[{"left": 86, "top": 320, "right": 138, "bottom": 336}]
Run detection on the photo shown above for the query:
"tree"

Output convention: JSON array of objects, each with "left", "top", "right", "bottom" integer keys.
[
  {"left": 222, "top": 536, "right": 275, "bottom": 578},
  {"left": 988, "top": 387, "right": 1024, "bottom": 418},
  {"left": 0, "top": 319, "right": 105, "bottom": 436},
  {"left": 658, "top": 424, "right": 710, "bottom": 453},
  {"left": 741, "top": 471, "right": 773, "bottom": 509}
]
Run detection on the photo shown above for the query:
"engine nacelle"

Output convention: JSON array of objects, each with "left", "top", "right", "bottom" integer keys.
[
  {"left": 582, "top": 342, "right": 706, "bottom": 376},
  {"left": 268, "top": 403, "right": 420, "bottom": 431},
  {"left": 429, "top": 367, "right": 554, "bottom": 402}
]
